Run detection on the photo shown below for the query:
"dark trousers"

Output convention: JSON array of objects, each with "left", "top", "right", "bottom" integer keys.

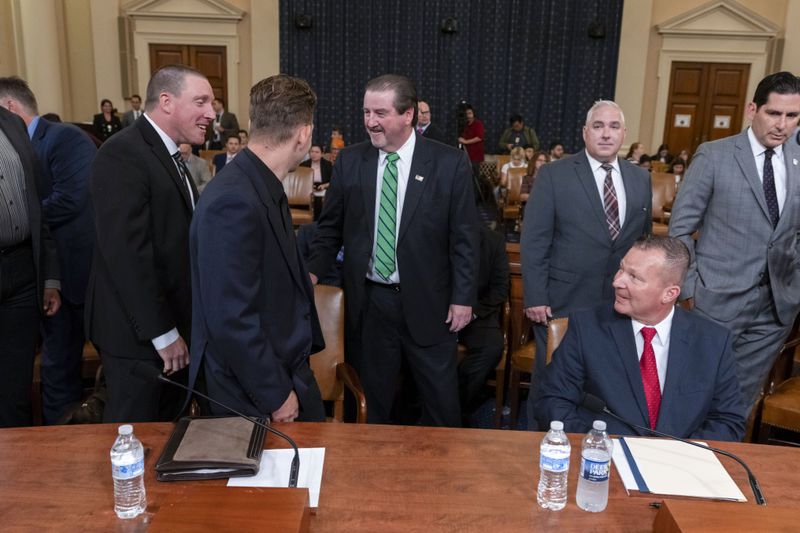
[
  {"left": 457, "top": 320, "right": 503, "bottom": 417},
  {"left": 359, "top": 282, "right": 460, "bottom": 427},
  {"left": 40, "top": 298, "right": 86, "bottom": 424},
  {"left": 526, "top": 323, "right": 548, "bottom": 431},
  {"left": 0, "top": 243, "right": 39, "bottom": 427},
  {"left": 101, "top": 351, "right": 187, "bottom": 423}
]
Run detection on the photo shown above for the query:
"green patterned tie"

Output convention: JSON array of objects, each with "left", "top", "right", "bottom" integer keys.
[{"left": 374, "top": 152, "right": 400, "bottom": 280}]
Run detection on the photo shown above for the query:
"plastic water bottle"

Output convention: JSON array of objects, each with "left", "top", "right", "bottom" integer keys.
[
  {"left": 110, "top": 424, "right": 147, "bottom": 519},
  {"left": 537, "top": 420, "right": 571, "bottom": 510},
  {"left": 576, "top": 420, "right": 613, "bottom": 512}
]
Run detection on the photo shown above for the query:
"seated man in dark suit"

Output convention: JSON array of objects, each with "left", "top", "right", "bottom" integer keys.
[
  {"left": 535, "top": 235, "right": 746, "bottom": 441},
  {"left": 212, "top": 134, "right": 240, "bottom": 174},
  {"left": 457, "top": 227, "right": 508, "bottom": 422}
]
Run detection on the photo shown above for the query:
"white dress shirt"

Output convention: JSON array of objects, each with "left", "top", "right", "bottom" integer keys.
[
  {"left": 747, "top": 127, "right": 787, "bottom": 214},
  {"left": 631, "top": 306, "right": 675, "bottom": 393},
  {"left": 367, "top": 132, "right": 416, "bottom": 284},
  {"left": 585, "top": 151, "right": 627, "bottom": 228}
]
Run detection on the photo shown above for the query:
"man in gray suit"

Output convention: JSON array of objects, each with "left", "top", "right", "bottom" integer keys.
[
  {"left": 121, "top": 94, "right": 143, "bottom": 128},
  {"left": 522, "top": 100, "right": 652, "bottom": 429},
  {"left": 669, "top": 72, "right": 800, "bottom": 412}
]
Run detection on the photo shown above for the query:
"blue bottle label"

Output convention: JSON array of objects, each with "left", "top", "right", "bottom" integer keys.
[
  {"left": 540, "top": 454, "right": 569, "bottom": 473},
  {"left": 113, "top": 458, "right": 144, "bottom": 480},
  {"left": 580, "top": 457, "right": 610, "bottom": 482}
]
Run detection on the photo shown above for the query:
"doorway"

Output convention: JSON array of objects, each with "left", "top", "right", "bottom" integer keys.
[
  {"left": 149, "top": 44, "right": 228, "bottom": 104},
  {"left": 662, "top": 61, "right": 750, "bottom": 155}
]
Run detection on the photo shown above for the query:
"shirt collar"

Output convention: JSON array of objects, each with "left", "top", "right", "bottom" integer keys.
[
  {"left": 585, "top": 150, "right": 620, "bottom": 174},
  {"left": 747, "top": 126, "right": 783, "bottom": 160},
  {"left": 379, "top": 130, "right": 416, "bottom": 165},
  {"left": 143, "top": 112, "right": 178, "bottom": 156},
  {"left": 631, "top": 306, "right": 675, "bottom": 347},
  {"left": 27, "top": 115, "right": 40, "bottom": 140}
]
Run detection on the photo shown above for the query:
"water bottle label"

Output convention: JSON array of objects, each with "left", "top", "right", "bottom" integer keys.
[
  {"left": 540, "top": 454, "right": 569, "bottom": 473},
  {"left": 580, "top": 457, "right": 610, "bottom": 482},
  {"left": 113, "top": 459, "right": 144, "bottom": 480}
]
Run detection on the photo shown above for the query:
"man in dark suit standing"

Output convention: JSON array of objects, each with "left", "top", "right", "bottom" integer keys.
[
  {"left": 121, "top": 94, "right": 143, "bottom": 128},
  {"left": 207, "top": 98, "right": 239, "bottom": 150},
  {"left": 0, "top": 106, "right": 60, "bottom": 427},
  {"left": 522, "top": 100, "right": 652, "bottom": 429},
  {"left": 86, "top": 65, "right": 215, "bottom": 422},
  {"left": 309, "top": 74, "right": 479, "bottom": 427},
  {"left": 417, "top": 101, "right": 448, "bottom": 145},
  {"left": 0, "top": 76, "right": 96, "bottom": 424},
  {"left": 189, "top": 75, "right": 324, "bottom": 421},
  {"left": 669, "top": 72, "right": 800, "bottom": 412},
  {"left": 212, "top": 134, "right": 240, "bottom": 174},
  {"left": 536, "top": 236, "right": 745, "bottom": 441}
]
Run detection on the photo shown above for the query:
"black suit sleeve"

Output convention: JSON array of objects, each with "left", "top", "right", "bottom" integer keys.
[
  {"left": 474, "top": 231, "right": 509, "bottom": 318},
  {"left": 41, "top": 127, "right": 96, "bottom": 228},
  {"left": 308, "top": 155, "right": 346, "bottom": 278},
  {"left": 448, "top": 152, "right": 480, "bottom": 306}
]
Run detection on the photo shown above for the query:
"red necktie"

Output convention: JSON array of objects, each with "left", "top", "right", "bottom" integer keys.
[{"left": 640, "top": 327, "right": 661, "bottom": 429}]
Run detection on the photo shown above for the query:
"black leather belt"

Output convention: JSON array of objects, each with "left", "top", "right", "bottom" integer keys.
[
  {"left": 0, "top": 238, "right": 31, "bottom": 255},
  {"left": 366, "top": 279, "right": 401, "bottom": 291}
]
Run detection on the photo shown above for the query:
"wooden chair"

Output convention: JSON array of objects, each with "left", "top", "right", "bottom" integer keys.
[
  {"left": 651, "top": 161, "right": 669, "bottom": 173},
  {"left": 494, "top": 155, "right": 511, "bottom": 181},
  {"left": 310, "top": 285, "right": 367, "bottom": 422},
  {"left": 757, "top": 331, "right": 800, "bottom": 445},
  {"left": 199, "top": 149, "right": 224, "bottom": 175},
  {"left": 283, "top": 166, "right": 314, "bottom": 226},
  {"left": 650, "top": 171, "right": 678, "bottom": 236},
  {"left": 501, "top": 167, "right": 527, "bottom": 221}
]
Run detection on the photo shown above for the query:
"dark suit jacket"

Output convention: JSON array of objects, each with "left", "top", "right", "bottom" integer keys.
[
  {"left": 189, "top": 148, "right": 324, "bottom": 416},
  {"left": 212, "top": 153, "right": 230, "bottom": 174},
  {"left": 421, "top": 123, "right": 448, "bottom": 145},
  {"left": 521, "top": 153, "right": 652, "bottom": 314},
  {"left": 535, "top": 305, "right": 746, "bottom": 441},
  {"left": 470, "top": 227, "right": 509, "bottom": 327},
  {"left": 299, "top": 158, "right": 333, "bottom": 187},
  {"left": 0, "top": 108, "right": 59, "bottom": 310},
  {"left": 31, "top": 118, "right": 96, "bottom": 304},
  {"left": 85, "top": 115, "right": 198, "bottom": 359},
  {"left": 206, "top": 111, "right": 239, "bottom": 144},
  {"left": 92, "top": 113, "right": 122, "bottom": 141},
  {"left": 308, "top": 133, "right": 479, "bottom": 346}
]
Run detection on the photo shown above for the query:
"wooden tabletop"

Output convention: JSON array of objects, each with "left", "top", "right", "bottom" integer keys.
[{"left": 0, "top": 422, "right": 797, "bottom": 532}]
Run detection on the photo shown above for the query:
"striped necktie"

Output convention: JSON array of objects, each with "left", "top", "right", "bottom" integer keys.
[
  {"left": 601, "top": 163, "right": 620, "bottom": 239},
  {"left": 374, "top": 152, "right": 400, "bottom": 280},
  {"left": 171, "top": 151, "right": 195, "bottom": 209}
]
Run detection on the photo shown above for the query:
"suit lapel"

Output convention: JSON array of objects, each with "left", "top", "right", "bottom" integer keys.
[
  {"left": 618, "top": 157, "right": 644, "bottom": 239},
  {"left": 608, "top": 312, "right": 650, "bottom": 425},
  {"left": 733, "top": 131, "right": 772, "bottom": 226},
  {"left": 398, "top": 135, "right": 432, "bottom": 244},
  {"left": 776, "top": 142, "right": 800, "bottom": 233},
  {"left": 657, "top": 307, "right": 690, "bottom": 434},
  {"left": 574, "top": 154, "right": 611, "bottom": 243},
  {"left": 360, "top": 146, "right": 379, "bottom": 244},
  {"left": 137, "top": 119, "right": 194, "bottom": 213},
  {"left": 236, "top": 154, "right": 305, "bottom": 291}
]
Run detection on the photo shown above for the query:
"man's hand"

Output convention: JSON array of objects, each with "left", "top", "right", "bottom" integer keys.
[
  {"left": 309, "top": 272, "right": 318, "bottom": 285},
  {"left": 446, "top": 304, "right": 472, "bottom": 333},
  {"left": 524, "top": 305, "right": 552, "bottom": 325},
  {"left": 272, "top": 390, "right": 300, "bottom": 422},
  {"left": 156, "top": 336, "right": 189, "bottom": 374},
  {"left": 43, "top": 288, "right": 61, "bottom": 317}
]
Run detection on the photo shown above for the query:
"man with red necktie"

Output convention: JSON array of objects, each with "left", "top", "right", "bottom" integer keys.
[{"left": 534, "top": 235, "right": 746, "bottom": 442}]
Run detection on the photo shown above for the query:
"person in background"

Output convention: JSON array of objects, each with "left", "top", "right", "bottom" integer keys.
[
  {"left": 548, "top": 141, "right": 565, "bottom": 161},
  {"left": 626, "top": 142, "right": 646, "bottom": 164},
  {"left": 213, "top": 134, "right": 241, "bottom": 174},
  {"left": 521, "top": 150, "right": 550, "bottom": 203},
  {"left": 92, "top": 99, "right": 121, "bottom": 142},
  {"left": 498, "top": 114, "right": 540, "bottom": 154},
  {"left": 300, "top": 144, "right": 333, "bottom": 191},
  {"left": 668, "top": 160, "right": 686, "bottom": 176},
  {"left": 416, "top": 100, "right": 447, "bottom": 144},
  {"left": 207, "top": 98, "right": 239, "bottom": 150},
  {"left": 655, "top": 143, "right": 673, "bottom": 164},
  {"left": 238, "top": 129, "right": 249, "bottom": 148},
  {"left": 178, "top": 142, "right": 212, "bottom": 193},
  {"left": 639, "top": 154, "right": 652, "bottom": 171},
  {"left": 498, "top": 146, "right": 527, "bottom": 200},
  {"left": 121, "top": 94, "right": 143, "bottom": 128}
]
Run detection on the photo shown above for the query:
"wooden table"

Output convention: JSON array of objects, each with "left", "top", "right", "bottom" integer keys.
[{"left": 1, "top": 422, "right": 798, "bottom": 532}]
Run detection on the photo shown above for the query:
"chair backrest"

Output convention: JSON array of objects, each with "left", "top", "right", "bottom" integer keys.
[
  {"left": 546, "top": 317, "right": 569, "bottom": 365},
  {"left": 309, "top": 285, "right": 345, "bottom": 406},
  {"left": 505, "top": 167, "right": 527, "bottom": 206},
  {"left": 283, "top": 166, "right": 314, "bottom": 207},
  {"left": 651, "top": 161, "right": 669, "bottom": 173},
  {"left": 495, "top": 155, "right": 511, "bottom": 177},
  {"left": 651, "top": 171, "right": 677, "bottom": 219}
]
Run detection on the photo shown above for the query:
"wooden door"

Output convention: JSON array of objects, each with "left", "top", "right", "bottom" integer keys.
[
  {"left": 149, "top": 44, "right": 227, "bottom": 105},
  {"left": 663, "top": 62, "right": 749, "bottom": 155}
]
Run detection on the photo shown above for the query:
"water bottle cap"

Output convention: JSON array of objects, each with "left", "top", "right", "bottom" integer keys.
[
  {"left": 118, "top": 424, "right": 133, "bottom": 436},
  {"left": 592, "top": 420, "right": 607, "bottom": 431},
  {"left": 550, "top": 420, "right": 564, "bottom": 431}
]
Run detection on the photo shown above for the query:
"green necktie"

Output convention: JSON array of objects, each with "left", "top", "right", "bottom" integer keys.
[{"left": 374, "top": 152, "right": 400, "bottom": 280}]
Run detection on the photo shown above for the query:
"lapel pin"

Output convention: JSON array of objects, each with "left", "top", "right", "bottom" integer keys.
[
  {"left": 415, "top": 175, "right": 425, "bottom": 182},
  {"left": 793, "top": 158, "right": 798, "bottom": 166}
]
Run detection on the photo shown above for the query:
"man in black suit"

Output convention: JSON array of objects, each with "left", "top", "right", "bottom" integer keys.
[
  {"left": 86, "top": 64, "right": 215, "bottom": 422},
  {"left": 207, "top": 98, "right": 239, "bottom": 150},
  {"left": 417, "top": 101, "right": 447, "bottom": 145},
  {"left": 189, "top": 75, "right": 324, "bottom": 421},
  {"left": 457, "top": 227, "right": 509, "bottom": 421},
  {"left": 0, "top": 76, "right": 96, "bottom": 424},
  {"left": 0, "top": 106, "right": 60, "bottom": 427},
  {"left": 522, "top": 100, "right": 652, "bottom": 429},
  {"left": 309, "top": 74, "right": 479, "bottom": 426}
]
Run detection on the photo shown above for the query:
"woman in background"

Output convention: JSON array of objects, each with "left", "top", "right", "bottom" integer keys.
[
  {"left": 92, "top": 99, "right": 121, "bottom": 142},
  {"left": 521, "top": 150, "right": 550, "bottom": 203}
]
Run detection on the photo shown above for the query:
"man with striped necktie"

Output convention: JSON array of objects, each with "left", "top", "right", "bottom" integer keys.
[{"left": 309, "top": 74, "right": 479, "bottom": 426}]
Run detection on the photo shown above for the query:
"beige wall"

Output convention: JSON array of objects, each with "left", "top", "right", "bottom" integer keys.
[{"left": 0, "top": 0, "right": 20, "bottom": 77}]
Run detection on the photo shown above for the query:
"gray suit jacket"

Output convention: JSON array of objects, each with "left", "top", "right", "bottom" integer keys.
[
  {"left": 521, "top": 152, "right": 652, "bottom": 314},
  {"left": 121, "top": 110, "right": 140, "bottom": 128},
  {"left": 669, "top": 129, "right": 800, "bottom": 325}
]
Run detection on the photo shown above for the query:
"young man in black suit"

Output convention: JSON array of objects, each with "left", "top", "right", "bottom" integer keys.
[
  {"left": 86, "top": 64, "right": 215, "bottom": 422},
  {"left": 309, "top": 74, "right": 479, "bottom": 426},
  {"left": 189, "top": 75, "right": 324, "bottom": 422}
]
